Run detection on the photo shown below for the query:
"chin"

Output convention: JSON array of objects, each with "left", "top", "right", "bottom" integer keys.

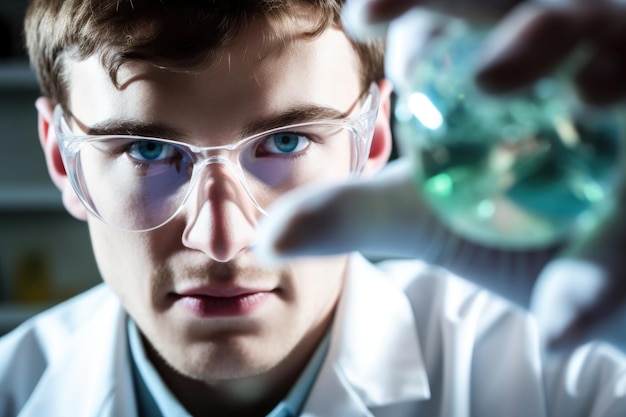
[{"left": 164, "top": 339, "right": 287, "bottom": 384}]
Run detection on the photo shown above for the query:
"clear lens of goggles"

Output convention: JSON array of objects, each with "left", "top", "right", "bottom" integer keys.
[{"left": 54, "top": 84, "right": 380, "bottom": 231}]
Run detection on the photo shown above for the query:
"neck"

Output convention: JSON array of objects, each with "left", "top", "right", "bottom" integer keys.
[
  {"left": 146, "top": 319, "right": 332, "bottom": 417},
  {"left": 158, "top": 371, "right": 293, "bottom": 417}
]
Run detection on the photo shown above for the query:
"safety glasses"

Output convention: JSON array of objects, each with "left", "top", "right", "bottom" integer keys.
[{"left": 53, "top": 83, "right": 380, "bottom": 231}]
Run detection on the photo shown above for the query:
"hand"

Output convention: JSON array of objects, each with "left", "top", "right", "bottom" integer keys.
[
  {"left": 255, "top": 161, "right": 560, "bottom": 309},
  {"left": 531, "top": 192, "right": 626, "bottom": 351},
  {"left": 344, "top": 0, "right": 626, "bottom": 105},
  {"left": 255, "top": 159, "right": 439, "bottom": 262},
  {"left": 350, "top": 0, "right": 626, "bottom": 352},
  {"left": 254, "top": 0, "right": 626, "bottom": 352}
]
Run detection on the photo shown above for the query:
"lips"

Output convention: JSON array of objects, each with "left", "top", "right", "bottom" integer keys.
[{"left": 172, "top": 286, "right": 275, "bottom": 318}]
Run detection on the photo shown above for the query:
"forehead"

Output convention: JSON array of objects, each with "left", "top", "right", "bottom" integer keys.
[{"left": 67, "top": 20, "right": 363, "bottom": 139}]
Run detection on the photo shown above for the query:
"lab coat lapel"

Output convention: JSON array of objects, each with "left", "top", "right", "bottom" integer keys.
[
  {"left": 302, "top": 254, "right": 430, "bottom": 416},
  {"left": 17, "top": 290, "right": 136, "bottom": 417}
]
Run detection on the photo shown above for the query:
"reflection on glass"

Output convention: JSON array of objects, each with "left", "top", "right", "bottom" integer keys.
[{"left": 394, "top": 19, "right": 624, "bottom": 249}]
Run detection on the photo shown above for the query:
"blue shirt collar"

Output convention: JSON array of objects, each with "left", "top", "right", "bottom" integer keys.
[{"left": 127, "top": 318, "right": 330, "bottom": 417}]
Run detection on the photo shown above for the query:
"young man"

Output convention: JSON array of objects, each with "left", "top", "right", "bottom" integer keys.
[{"left": 1, "top": 1, "right": 625, "bottom": 416}]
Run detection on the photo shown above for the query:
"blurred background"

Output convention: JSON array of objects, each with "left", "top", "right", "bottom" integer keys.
[{"left": 0, "top": 0, "right": 100, "bottom": 335}]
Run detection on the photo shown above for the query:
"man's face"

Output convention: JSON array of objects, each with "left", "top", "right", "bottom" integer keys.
[{"left": 66, "top": 21, "right": 366, "bottom": 382}]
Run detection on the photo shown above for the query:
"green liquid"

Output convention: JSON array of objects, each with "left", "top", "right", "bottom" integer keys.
[{"left": 394, "top": 22, "right": 623, "bottom": 248}]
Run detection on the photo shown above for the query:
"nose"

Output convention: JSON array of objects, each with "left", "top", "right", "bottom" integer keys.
[{"left": 181, "top": 162, "right": 258, "bottom": 262}]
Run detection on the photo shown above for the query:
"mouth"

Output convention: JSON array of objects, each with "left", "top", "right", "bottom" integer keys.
[{"left": 171, "top": 287, "right": 276, "bottom": 318}]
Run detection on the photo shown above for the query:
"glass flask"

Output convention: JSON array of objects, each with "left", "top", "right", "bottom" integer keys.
[{"left": 394, "top": 17, "right": 624, "bottom": 249}]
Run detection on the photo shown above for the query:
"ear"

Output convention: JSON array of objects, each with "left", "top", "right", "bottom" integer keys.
[
  {"left": 361, "top": 78, "right": 394, "bottom": 177},
  {"left": 35, "top": 97, "right": 88, "bottom": 221}
]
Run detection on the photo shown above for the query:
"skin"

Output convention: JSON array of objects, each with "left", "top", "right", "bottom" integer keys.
[{"left": 36, "top": 17, "right": 393, "bottom": 417}]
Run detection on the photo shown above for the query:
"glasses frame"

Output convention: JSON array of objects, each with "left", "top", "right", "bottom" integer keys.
[{"left": 53, "top": 82, "right": 380, "bottom": 232}]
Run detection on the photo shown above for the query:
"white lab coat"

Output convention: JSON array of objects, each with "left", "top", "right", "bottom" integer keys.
[{"left": 1, "top": 254, "right": 626, "bottom": 417}]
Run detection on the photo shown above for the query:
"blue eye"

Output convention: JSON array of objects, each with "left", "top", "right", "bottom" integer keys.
[
  {"left": 262, "top": 133, "right": 310, "bottom": 155},
  {"left": 128, "top": 140, "right": 178, "bottom": 162}
]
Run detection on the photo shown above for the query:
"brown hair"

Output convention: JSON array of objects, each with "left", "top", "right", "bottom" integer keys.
[{"left": 24, "top": 0, "right": 385, "bottom": 108}]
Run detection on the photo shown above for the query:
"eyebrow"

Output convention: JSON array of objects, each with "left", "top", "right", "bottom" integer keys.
[
  {"left": 239, "top": 104, "right": 348, "bottom": 138},
  {"left": 82, "top": 104, "right": 349, "bottom": 141},
  {"left": 86, "top": 120, "right": 185, "bottom": 140}
]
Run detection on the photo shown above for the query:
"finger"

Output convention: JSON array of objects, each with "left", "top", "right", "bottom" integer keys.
[
  {"left": 532, "top": 198, "right": 626, "bottom": 351},
  {"left": 547, "top": 285, "right": 626, "bottom": 352},
  {"left": 342, "top": 0, "right": 393, "bottom": 41},
  {"left": 253, "top": 159, "right": 428, "bottom": 266},
  {"left": 476, "top": 4, "right": 586, "bottom": 94},
  {"left": 384, "top": 8, "right": 444, "bottom": 90},
  {"left": 531, "top": 259, "right": 614, "bottom": 351},
  {"left": 531, "top": 259, "right": 626, "bottom": 352},
  {"left": 366, "top": 0, "right": 421, "bottom": 22},
  {"left": 574, "top": 41, "right": 626, "bottom": 105},
  {"left": 341, "top": 0, "right": 520, "bottom": 42},
  {"left": 342, "top": 0, "right": 424, "bottom": 42},
  {"left": 349, "top": 0, "right": 521, "bottom": 23}
]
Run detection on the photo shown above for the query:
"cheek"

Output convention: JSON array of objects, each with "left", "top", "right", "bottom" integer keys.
[
  {"left": 87, "top": 219, "right": 170, "bottom": 296},
  {"left": 285, "top": 256, "right": 348, "bottom": 317},
  {"left": 89, "top": 215, "right": 183, "bottom": 270},
  {"left": 87, "top": 220, "right": 184, "bottom": 328}
]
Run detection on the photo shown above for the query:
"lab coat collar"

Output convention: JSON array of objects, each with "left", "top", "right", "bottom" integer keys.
[
  {"left": 301, "top": 254, "right": 431, "bottom": 416},
  {"left": 17, "top": 289, "right": 136, "bottom": 417}
]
